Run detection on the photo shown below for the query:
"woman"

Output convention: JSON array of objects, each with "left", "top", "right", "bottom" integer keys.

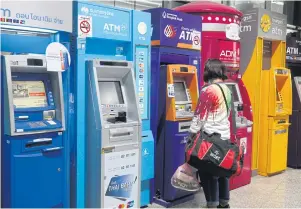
[{"left": 189, "top": 59, "right": 232, "bottom": 208}]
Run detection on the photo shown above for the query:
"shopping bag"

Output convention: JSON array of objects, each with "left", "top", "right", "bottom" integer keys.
[{"left": 171, "top": 163, "right": 201, "bottom": 192}]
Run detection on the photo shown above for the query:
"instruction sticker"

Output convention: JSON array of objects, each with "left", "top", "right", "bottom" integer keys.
[
  {"left": 192, "top": 30, "right": 201, "bottom": 50},
  {"left": 78, "top": 15, "right": 92, "bottom": 38},
  {"left": 167, "top": 84, "right": 175, "bottom": 98},
  {"left": 240, "top": 137, "right": 247, "bottom": 154}
]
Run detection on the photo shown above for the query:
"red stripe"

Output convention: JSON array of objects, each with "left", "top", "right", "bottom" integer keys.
[
  {"left": 197, "top": 140, "right": 213, "bottom": 160},
  {"left": 219, "top": 149, "right": 235, "bottom": 169}
]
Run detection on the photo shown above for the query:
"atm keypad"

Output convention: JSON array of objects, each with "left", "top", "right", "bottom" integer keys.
[{"left": 28, "top": 121, "right": 47, "bottom": 128}]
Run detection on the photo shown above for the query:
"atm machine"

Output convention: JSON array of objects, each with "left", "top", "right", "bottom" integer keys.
[
  {"left": 240, "top": 8, "right": 291, "bottom": 176},
  {"left": 2, "top": 55, "right": 67, "bottom": 208},
  {"left": 72, "top": 2, "right": 153, "bottom": 207},
  {"left": 154, "top": 65, "right": 199, "bottom": 207},
  {"left": 175, "top": 1, "right": 253, "bottom": 189},
  {"left": 85, "top": 59, "right": 141, "bottom": 208},
  {"left": 145, "top": 8, "right": 201, "bottom": 207},
  {"left": 286, "top": 35, "right": 301, "bottom": 168}
]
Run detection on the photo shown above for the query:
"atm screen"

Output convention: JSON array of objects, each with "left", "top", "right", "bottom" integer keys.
[
  {"left": 174, "top": 82, "right": 188, "bottom": 102},
  {"left": 98, "top": 81, "right": 124, "bottom": 104},
  {"left": 12, "top": 81, "right": 48, "bottom": 108},
  {"left": 226, "top": 84, "right": 240, "bottom": 102}
]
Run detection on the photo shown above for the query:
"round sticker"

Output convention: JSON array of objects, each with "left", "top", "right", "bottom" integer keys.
[
  {"left": 138, "top": 22, "right": 147, "bottom": 35},
  {"left": 46, "top": 42, "right": 71, "bottom": 72}
]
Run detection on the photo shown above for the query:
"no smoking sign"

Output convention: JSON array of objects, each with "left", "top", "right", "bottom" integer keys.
[
  {"left": 192, "top": 31, "right": 201, "bottom": 50},
  {"left": 193, "top": 36, "right": 200, "bottom": 46},
  {"left": 80, "top": 20, "right": 90, "bottom": 33},
  {"left": 78, "top": 15, "right": 92, "bottom": 38}
]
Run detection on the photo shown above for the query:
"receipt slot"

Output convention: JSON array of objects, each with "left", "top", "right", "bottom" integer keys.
[
  {"left": 1, "top": 55, "right": 66, "bottom": 208},
  {"left": 86, "top": 60, "right": 141, "bottom": 208},
  {"left": 154, "top": 64, "right": 198, "bottom": 206}
]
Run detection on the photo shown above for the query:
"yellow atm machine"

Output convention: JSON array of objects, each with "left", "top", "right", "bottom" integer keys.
[{"left": 240, "top": 8, "right": 292, "bottom": 176}]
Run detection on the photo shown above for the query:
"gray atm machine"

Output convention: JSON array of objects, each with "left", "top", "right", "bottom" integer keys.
[{"left": 86, "top": 59, "right": 141, "bottom": 208}]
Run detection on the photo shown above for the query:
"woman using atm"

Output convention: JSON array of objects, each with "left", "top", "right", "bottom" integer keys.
[{"left": 189, "top": 59, "right": 232, "bottom": 208}]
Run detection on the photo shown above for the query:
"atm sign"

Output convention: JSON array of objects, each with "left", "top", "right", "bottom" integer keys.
[{"left": 218, "top": 40, "right": 240, "bottom": 69}]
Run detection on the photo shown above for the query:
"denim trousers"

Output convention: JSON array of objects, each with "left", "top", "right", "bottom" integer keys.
[{"left": 198, "top": 171, "right": 230, "bottom": 207}]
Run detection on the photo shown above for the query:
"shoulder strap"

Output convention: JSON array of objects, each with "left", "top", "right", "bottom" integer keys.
[{"left": 214, "top": 83, "right": 237, "bottom": 136}]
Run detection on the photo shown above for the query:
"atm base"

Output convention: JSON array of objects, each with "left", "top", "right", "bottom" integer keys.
[
  {"left": 288, "top": 165, "right": 301, "bottom": 169},
  {"left": 153, "top": 194, "right": 195, "bottom": 208}
]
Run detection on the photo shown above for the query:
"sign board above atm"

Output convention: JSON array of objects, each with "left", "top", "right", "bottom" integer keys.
[
  {"left": 286, "top": 37, "right": 301, "bottom": 63},
  {"left": 76, "top": 2, "right": 131, "bottom": 41},
  {"left": 146, "top": 8, "right": 201, "bottom": 50},
  {"left": 240, "top": 8, "right": 287, "bottom": 41},
  {"left": 0, "top": 1, "right": 72, "bottom": 32}
]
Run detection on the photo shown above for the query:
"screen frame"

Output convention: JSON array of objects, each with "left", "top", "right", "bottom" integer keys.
[
  {"left": 173, "top": 79, "right": 190, "bottom": 105},
  {"left": 97, "top": 80, "right": 125, "bottom": 105},
  {"left": 97, "top": 78, "right": 126, "bottom": 106},
  {"left": 224, "top": 82, "right": 242, "bottom": 105},
  {"left": 10, "top": 72, "right": 54, "bottom": 111}
]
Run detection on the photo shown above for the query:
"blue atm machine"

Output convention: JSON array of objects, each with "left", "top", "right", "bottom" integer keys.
[
  {"left": 0, "top": 5, "right": 73, "bottom": 207},
  {"left": 72, "top": 2, "right": 154, "bottom": 207},
  {"left": 2, "top": 55, "right": 68, "bottom": 208}
]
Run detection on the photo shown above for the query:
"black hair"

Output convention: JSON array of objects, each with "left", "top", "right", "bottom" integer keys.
[{"left": 203, "top": 59, "right": 228, "bottom": 83}]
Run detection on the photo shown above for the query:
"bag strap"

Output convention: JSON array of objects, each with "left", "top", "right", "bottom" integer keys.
[{"left": 214, "top": 83, "right": 237, "bottom": 136}]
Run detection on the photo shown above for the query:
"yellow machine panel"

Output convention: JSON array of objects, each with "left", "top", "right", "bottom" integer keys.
[
  {"left": 240, "top": 8, "right": 291, "bottom": 176},
  {"left": 165, "top": 64, "right": 199, "bottom": 122}
]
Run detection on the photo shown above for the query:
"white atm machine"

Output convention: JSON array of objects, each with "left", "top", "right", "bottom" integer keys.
[{"left": 85, "top": 60, "right": 141, "bottom": 208}]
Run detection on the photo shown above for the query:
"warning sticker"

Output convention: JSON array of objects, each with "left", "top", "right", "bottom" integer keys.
[
  {"left": 240, "top": 137, "right": 247, "bottom": 154},
  {"left": 192, "top": 30, "right": 201, "bottom": 50},
  {"left": 78, "top": 15, "right": 92, "bottom": 38},
  {"left": 167, "top": 84, "right": 175, "bottom": 98}
]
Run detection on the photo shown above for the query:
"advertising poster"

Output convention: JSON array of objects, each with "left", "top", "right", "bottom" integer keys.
[
  {"left": 286, "top": 37, "right": 301, "bottom": 63},
  {"left": 104, "top": 149, "right": 139, "bottom": 208},
  {"left": 46, "top": 42, "right": 71, "bottom": 72}
]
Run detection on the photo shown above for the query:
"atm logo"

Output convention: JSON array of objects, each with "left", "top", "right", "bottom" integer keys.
[
  {"left": 164, "top": 25, "right": 176, "bottom": 38},
  {"left": 0, "top": 8, "right": 25, "bottom": 24},
  {"left": 260, "top": 14, "right": 271, "bottom": 33}
]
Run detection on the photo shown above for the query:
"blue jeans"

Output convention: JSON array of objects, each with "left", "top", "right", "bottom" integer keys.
[{"left": 198, "top": 171, "right": 230, "bottom": 207}]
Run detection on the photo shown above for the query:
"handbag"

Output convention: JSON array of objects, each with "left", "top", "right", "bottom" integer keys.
[{"left": 185, "top": 83, "right": 244, "bottom": 178}]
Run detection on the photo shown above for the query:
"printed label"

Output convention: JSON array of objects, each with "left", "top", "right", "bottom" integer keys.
[{"left": 167, "top": 84, "right": 175, "bottom": 97}]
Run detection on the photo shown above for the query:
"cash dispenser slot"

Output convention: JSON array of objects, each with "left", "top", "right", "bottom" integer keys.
[
  {"left": 178, "top": 121, "right": 191, "bottom": 132},
  {"left": 109, "top": 127, "right": 134, "bottom": 142},
  {"left": 26, "top": 138, "right": 52, "bottom": 148}
]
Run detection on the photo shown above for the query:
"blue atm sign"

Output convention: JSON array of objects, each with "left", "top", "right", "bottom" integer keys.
[{"left": 77, "top": 3, "right": 131, "bottom": 41}]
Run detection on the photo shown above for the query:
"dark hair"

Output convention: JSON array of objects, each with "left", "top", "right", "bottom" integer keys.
[{"left": 203, "top": 59, "right": 227, "bottom": 83}]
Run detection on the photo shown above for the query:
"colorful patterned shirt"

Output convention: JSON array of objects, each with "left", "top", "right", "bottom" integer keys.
[{"left": 189, "top": 83, "right": 232, "bottom": 140}]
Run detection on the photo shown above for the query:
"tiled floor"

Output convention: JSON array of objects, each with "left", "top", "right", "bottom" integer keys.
[{"left": 150, "top": 168, "right": 301, "bottom": 208}]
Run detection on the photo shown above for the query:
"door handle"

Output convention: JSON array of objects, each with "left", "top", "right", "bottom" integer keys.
[{"left": 42, "top": 146, "right": 63, "bottom": 153}]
